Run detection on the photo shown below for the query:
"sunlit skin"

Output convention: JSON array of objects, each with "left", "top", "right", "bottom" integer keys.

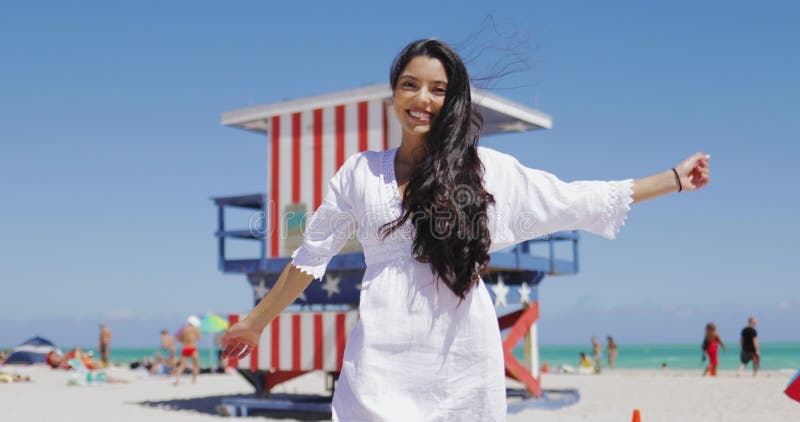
[
  {"left": 393, "top": 55, "right": 448, "bottom": 194},
  {"left": 219, "top": 53, "right": 712, "bottom": 361}
]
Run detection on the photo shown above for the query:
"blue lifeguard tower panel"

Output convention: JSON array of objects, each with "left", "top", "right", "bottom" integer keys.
[{"left": 213, "top": 83, "right": 581, "bottom": 399}]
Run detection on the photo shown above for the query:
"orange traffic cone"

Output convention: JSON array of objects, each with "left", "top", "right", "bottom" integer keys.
[{"left": 632, "top": 409, "right": 641, "bottom": 422}]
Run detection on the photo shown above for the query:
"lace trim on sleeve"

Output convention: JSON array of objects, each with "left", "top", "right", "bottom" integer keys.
[
  {"left": 600, "top": 179, "right": 634, "bottom": 240},
  {"left": 290, "top": 246, "right": 328, "bottom": 280}
]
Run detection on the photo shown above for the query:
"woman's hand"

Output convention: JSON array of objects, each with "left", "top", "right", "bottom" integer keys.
[
  {"left": 675, "top": 152, "right": 711, "bottom": 192},
  {"left": 220, "top": 318, "right": 262, "bottom": 360}
]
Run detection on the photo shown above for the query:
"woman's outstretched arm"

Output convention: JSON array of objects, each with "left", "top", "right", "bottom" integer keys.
[
  {"left": 632, "top": 152, "right": 711, "bottom": 204},
  {"left": 220, "top": 263, "right": 314, "bottom": 360},
  {"left": 219, "top": 155, "right": 361, "bottom": 360}
]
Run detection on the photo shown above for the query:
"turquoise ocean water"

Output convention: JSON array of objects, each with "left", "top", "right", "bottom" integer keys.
[{"left": 11, "top": 342, "right": 796, "bottom": 371}]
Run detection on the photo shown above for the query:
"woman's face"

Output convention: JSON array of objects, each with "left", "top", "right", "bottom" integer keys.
[{"left": 392, "top": 55, "right": 448, "bottom": 142}]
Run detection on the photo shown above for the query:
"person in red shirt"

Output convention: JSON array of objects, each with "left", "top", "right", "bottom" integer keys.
[{"left": 702, "top": 322, "right": 726, "bottom": 376}]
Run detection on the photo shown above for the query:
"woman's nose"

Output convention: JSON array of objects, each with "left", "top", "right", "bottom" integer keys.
[{"left": 415, "top": 88, "right": 432, "bottom": 108}]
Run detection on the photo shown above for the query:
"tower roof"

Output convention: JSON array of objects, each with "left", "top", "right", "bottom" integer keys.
[{"left": 221, "top": 83, "right": 552, "bottom": 136}]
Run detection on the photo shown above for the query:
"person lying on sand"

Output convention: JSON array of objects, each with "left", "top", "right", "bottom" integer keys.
[
  {"left": 46, "top": 348, "right": 103, "bottom": 370},
  {"left": 0, "top": 372, "right": 32, "bottom": 383}
]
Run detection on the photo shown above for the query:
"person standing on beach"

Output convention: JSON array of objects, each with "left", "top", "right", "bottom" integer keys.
[
  {"left": 159, "top": 329, "right": 176, "bottom": 359},
  {"left": 607, "top": 336, "right": 618, "bottom": 369},
  {"left": 592, "top": 336, "right": 603, "bottom": 373},
  {"left": 98, "top": 323, "right": 112, "bottom": 367},
  {"left": 737, "top": 316, "right": 760, "bottom": 377},
  {"left": 172, "top": 315, "right": 202, "bottom": 385},
  {"left": 702, "top": 322, "right": 726, "bottom": 376},
  {"left": 220, "top": 39, "right": 711, "bottom": 420}
]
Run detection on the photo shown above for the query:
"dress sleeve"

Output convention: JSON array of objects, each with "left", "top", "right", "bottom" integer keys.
[
  {"left": 290, "top": 155, "right": 359, "bottom": 280},
  {"left": 480, "top": 147, "right": 634, "bottom": 254}
]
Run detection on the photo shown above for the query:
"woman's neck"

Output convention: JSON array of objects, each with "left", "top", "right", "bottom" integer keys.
[
  {"left": 397, "top": 134, "right": 426, "bottom": 170},
  {"left": 394, "top": 135, "right": 427, "bottom": 188}
]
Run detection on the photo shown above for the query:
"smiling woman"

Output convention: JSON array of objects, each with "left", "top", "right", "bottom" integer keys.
[
  {"left": 381, "top": 39, "right": 496, "bottom": 300},
  {"left": 220, "top": 38, "right": 711, "bottom": 421},
  {"left": 392, "top": 57, "right": 448, "bottom": 135}
]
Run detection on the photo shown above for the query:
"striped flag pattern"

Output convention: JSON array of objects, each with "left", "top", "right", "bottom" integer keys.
[
  {"left": 268, "top": 99, "right": 401, "bottom": 258},
  {"left": 228, "top": 312, "right": 359, "bottom": 372}
]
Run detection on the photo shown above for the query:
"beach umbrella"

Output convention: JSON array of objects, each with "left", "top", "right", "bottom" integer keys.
[
  {"left": 4, "top": 336, "right": 57, "bottom": 365},
  {"left": 200, "top": 313, "right": 229, "bottom": 368},
  {"left": 200, "top": 313, "right": 229, "bottom": 334}
]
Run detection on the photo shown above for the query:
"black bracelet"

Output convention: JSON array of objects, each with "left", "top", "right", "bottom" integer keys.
[{"left": 671, "top": 168, "right": 683, "bottom": 192}]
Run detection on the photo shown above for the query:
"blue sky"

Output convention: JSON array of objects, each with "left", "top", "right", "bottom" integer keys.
[{"left": 1, "top": 1, "right": 798, "bottom": 348}]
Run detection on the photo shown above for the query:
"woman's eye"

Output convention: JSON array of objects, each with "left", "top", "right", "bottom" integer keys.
[{"left": 402, "top": 82, "right": 416, "bottom": 88}]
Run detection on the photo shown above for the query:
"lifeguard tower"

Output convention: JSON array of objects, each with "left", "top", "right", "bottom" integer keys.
[{"left": 213, "top": 83, "right": 580, "bottom": 415}]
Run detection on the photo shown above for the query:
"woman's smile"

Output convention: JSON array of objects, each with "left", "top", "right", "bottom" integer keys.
[{"left": 406, "top": 109, "right": 433, "bottom": 122}]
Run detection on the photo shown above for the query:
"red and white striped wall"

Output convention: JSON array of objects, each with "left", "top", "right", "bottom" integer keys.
[
  {"left": 228, "top": 312, "right": 359, "bottom": 372},
  {"left": 267, "top": 99, "right": 402, "bottom": 258}
]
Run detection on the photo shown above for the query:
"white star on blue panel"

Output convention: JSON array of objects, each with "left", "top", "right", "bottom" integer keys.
[
  {"left": 491, "top": 275, "right": 509, "bottom": 308},
  {"left": 322, "top": 274, "right": 341, "bottom": 298},
  {"left": 517, "top": 282, "right": 532, "bottom": 304},
  {"left": 253, "top": 279, "right": 270, "bottom": 300}
]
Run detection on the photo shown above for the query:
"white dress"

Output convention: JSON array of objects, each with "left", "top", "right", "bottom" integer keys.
[{"left": 291, "top": 146, "right": 634, "bottom": 421}]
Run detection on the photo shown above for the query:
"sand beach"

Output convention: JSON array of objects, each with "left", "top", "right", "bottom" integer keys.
[{"left": 1, "top": 365, "right": 796, "bottom": 421}]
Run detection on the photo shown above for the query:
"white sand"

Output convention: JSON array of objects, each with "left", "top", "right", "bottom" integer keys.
[
  {"left": 1, "top": 365, "right": 797, "bottom": 421},
  {"left": 509, "top": 369, "right": 798, "bottom": 422}
]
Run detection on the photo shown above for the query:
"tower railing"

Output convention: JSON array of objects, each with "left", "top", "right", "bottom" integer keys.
[{"left": 213, "top": 193, "right": 578, "bottom": 277}]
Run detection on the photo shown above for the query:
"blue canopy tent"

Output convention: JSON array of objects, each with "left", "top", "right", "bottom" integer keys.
[{"left": 3, "top": 336, "right": 57, "bottom": 365}]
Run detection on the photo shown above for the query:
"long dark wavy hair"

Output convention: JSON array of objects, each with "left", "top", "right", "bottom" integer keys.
[{"left": 380, "top": 39, "right": 495, "bottom": 300}]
